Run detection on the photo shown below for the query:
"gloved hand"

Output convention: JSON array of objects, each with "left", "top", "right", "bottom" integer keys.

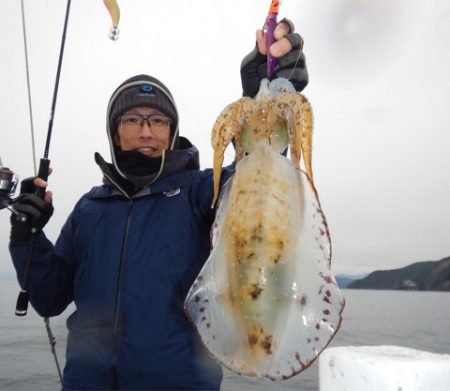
[
  {"left": 241, "top": 18, "right": 309, "bottom": 97},
  {"left": 10, "top": 177, "right": 54, "bottom": 243}
]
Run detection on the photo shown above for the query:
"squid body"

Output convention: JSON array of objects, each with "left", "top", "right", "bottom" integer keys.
[{"left": 184, "top": 78, "right": 345, "bottom": 380}]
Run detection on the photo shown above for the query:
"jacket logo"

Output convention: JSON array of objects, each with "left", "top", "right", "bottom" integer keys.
[{"left": 163, "top": 188, "right": 181, "bottom": 198}]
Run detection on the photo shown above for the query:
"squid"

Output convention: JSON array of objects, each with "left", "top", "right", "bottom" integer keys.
[{"left": 184, "top": 78, "right": 344, "bottom": 380}]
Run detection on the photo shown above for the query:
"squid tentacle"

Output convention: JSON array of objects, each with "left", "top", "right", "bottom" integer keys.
[{"left": 211, "top": 100, "right": 247, "bottom": 207}]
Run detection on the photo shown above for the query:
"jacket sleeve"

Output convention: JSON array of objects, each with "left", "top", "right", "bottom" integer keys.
[
  {"left": 9, "top": 203, "right": 81, "bottom": 318},
  {"left": 191, "top": 164, "right": 235, "bottom": 225}
]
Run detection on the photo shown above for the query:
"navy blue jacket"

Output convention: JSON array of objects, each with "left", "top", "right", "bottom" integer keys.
[{"left": 10, "top": 142, "right": 234, "bottom": 390}]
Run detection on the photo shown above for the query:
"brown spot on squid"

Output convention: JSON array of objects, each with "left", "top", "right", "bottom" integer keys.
[
  {"left": 299, "top": 295, "right": 307, "bottom": 307},
  {"left": 261, "top": 335, "right": 273, "bottom": 355},
  {"left": 320, "top": 273, "right": 333, "bottom": 284},
  {"left": 249, "top": 283, "right": 263, "bottom": 300},
  {"left": 248, "top": 334, "right": 258, "bottom": 347}
]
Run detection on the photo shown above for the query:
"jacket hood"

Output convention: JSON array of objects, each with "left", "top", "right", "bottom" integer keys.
[{"left": 106, "top": 75, "right": 180, "bottom": 181}]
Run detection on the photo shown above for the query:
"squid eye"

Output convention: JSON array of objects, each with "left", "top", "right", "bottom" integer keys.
[
  {"left": 270, "top": 125, "right": 289, "bottom": 154},
  {"left": 239, "top": 128, "right": 254, "bottom": 153}
]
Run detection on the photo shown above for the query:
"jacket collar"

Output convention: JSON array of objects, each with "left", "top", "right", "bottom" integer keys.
[{"left": 94, "top": 136, "right": 200, "bottom": 198}]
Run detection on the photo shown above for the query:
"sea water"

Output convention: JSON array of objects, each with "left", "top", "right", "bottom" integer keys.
[{"left": 1, "top": 278, "right": 449, "bottom": 391}]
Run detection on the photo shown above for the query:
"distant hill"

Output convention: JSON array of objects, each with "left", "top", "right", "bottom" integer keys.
[
  {"left": 335, "top": 274, "right": 368, "bottom": 288},
  {"left": 347, "top": 257, "right": 450, "bottom": 291}
]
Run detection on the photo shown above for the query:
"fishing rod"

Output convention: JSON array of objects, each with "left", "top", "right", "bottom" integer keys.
[
  {"left": 8, "top": 1, "right": 120, "bottom": 385},
  {"left": 15, "top": 0, "right": 72, "bottom": 317}
]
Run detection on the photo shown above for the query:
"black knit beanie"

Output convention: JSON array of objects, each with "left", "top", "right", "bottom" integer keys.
[{"left": 107, "top": 74, "right": 179, "bottom": 149}]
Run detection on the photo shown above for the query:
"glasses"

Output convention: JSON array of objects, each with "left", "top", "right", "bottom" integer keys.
[{"left": 119, "top": 113, "right": 171, "bottom": 132}]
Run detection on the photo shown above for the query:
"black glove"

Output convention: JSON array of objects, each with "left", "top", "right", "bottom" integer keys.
[
  {"left": 241, "top": 19, "right": 309, "bottom": 98},
  {"left": 9, "top": 177, "right": 54, "bottom": 243}
]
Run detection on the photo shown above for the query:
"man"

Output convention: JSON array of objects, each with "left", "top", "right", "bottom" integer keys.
[{"left": 9, "top": 20, "right": 308, "bottom": 391}]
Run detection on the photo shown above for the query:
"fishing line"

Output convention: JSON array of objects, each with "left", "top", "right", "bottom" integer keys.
[
  {"left": 175, "top": 96, "right": 236, "bottom": 161},
  {"left": 20, "top": 0, "right": 37, "bottom": 176},
  {"left": 44, "top": 317, "right": 63, "bottom": 383},
  {"left": 286, "top": 48, "right": 303, "bottom": 84},
  {"left": 146, "top": 58, "right": 235, "bottom": 164}
]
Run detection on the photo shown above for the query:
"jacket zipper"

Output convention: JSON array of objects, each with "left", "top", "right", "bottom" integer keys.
[{"left": 111, "top": 200, "right": 133, "bottom": 390}]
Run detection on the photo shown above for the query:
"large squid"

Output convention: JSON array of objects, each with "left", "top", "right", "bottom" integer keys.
[{"left": 184, "top": 78, "right": 345, "bottom": 380}]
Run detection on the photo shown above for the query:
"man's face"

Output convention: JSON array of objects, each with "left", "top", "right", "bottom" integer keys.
[{"left": 115, "top": 106, "right": 171, "bottom": 158}]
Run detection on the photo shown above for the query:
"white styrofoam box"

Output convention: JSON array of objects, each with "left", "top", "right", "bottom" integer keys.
[{"left": 319, "top": 345, "right": 450, "bottom": 391}]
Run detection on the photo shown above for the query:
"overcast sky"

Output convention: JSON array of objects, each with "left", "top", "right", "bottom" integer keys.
[{"left": 0, "top": 0, "right": 449, "bottom": 276}]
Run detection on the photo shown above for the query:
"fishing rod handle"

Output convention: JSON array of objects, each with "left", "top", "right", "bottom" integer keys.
[
  {"left": 35, "top": 158, "right": 50, "bottom": 198},
  {"left": 15, "top": 158, "right": 50, "bottom": 316},
  {"left": 15, "top": 229, "right": 39, "bottom": 316},
  {"left": 15, "top": 289, "right": 30, "bottom": 316}
]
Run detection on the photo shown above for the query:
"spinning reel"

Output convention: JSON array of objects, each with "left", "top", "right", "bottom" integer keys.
[
  {"left": 0, "top": 165, "right": 18, "bottom": 205},
  {"left": 0, "top": 160, "right": 26, "bottom": 221}
]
